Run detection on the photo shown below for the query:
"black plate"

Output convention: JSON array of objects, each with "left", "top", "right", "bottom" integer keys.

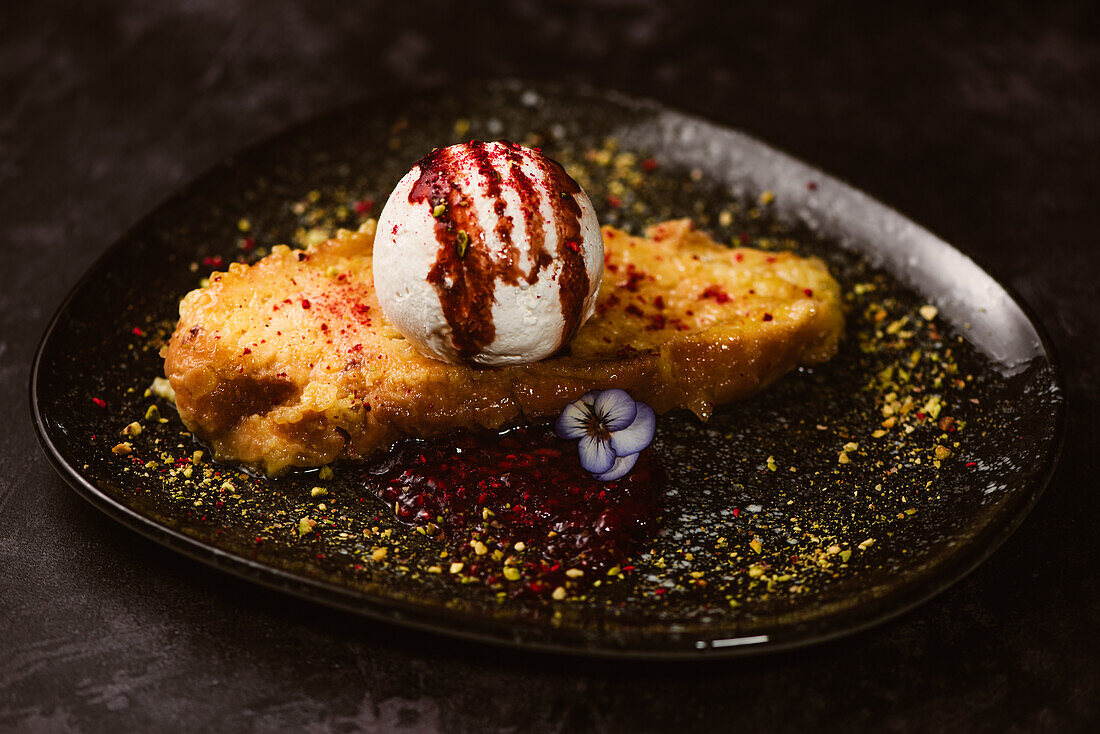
[{"left": 31, "top": 81, "right": 1064, "bottom": 657}]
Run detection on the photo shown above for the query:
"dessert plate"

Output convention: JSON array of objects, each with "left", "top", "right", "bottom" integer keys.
[{"left": 31, "top": 80, "right": 1064, "bottom": 657}]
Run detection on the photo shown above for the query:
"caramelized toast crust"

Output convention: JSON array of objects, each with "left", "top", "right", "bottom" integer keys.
[{"left": 165, "top": 219, "right": 844, "bottom": 474}]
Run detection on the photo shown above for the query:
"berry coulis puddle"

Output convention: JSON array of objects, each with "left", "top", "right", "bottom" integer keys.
[{"left": 359, "top": 424, "right": 665, "bottom": 598}]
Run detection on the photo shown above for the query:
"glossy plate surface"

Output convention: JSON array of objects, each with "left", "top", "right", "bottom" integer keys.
[{"left": 31, "top": 81, "right": 1064, "bottom": 657}]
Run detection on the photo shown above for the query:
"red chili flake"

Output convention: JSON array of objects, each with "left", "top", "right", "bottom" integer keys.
[
  {"left": 642, "top": 157, "right": 659, "bottom": 171},
  {"left": 131, "top": 327, "right": 145, "bottom": 337},
  {"left": 301, "top": 299, "right": 311, "bottom": 309},
  {"left": 735, "top": 252, "right": 744, "bottom": 262},
  {"left": 807, "top": 180, "right": 818, "bottom": 191},
  {"left": 242, "top": 348, "right": 252, "bottom": 355},
  {"left": 607, "top": 195, "right": 622, "bottom": 208},
  {"left": 966, "top": 461, "right": 977, "bottom": 467},
  {"left": 645, "top": 315, "right": 667, "bottom": 331},
  {"left": 732, "top": 508, "right": 740, "bottom": 517},
  {"left": 623, "top": 271, "right": 646, "bottom": 292},
  {"left": 765, "top": 256, "right": 777, "bottom": 263},
  {"left": 803, "top": 288, "right": 814, "bottom": 297},
  {"left": 701, "top": 285, "right": 731, "bottom": 304},
  {"left": 654, "top": 588, "right": 667, "bottom": 595},
  {"left": 763, "top": 313, "right": 773, "bottom": 321},
  {"left": 202, "top": 255, "right": 224, "bottom": 268},
  {"left": 91, "top": 397, "right": 107, "bottom": 408},
  {"left": 239, "top": 237, "right": 255, "bottom": 252},
  {"left": 653, "top": 295, "right": 666, "bottom": 310},
  {"left": 564, "top": 240, "right": 581, "bottom": 253},
  {"left": 621, "top": 565, "right": 635, "bottom": 572},
  {"left": 616, "top": 345, "right": 639, "bottom": 359},
  {"left": 354, "top": 198, "right": 375, "bottom": 214},
  {"left": 254, "top": 536, "right": 264, "bottom": 544},
  {"left": 625, "top": 304, "right": 644, "bottom": 317}
]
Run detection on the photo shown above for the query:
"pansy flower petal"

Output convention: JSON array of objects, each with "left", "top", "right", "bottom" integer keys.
[
  {"left": 593, "top": 389, "right": 637, "bottom": 432},
  {"left": 555, "top": 399, "right": 590, "bottom": 439},
  {"left": 609, "top": 402, "right": 655, "bottom": 457},
  {"left": 594, "top": 451, "right": 640, "bottom": 482},
  {"left": 578, "top": 434, "right": 616, "bottom": 474}
]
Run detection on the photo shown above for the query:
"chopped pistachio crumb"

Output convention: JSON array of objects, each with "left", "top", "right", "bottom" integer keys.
[{"left": 150, "top": 377, "right": 176, "bottom": 402}]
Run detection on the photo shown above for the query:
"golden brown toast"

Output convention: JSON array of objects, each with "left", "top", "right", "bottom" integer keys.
[{"left": 165, "top": 219, "right": 843, "bottom": 474}]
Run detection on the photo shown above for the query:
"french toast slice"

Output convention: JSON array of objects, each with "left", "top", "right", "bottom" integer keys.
[{"left": 165, "top": 219, "right": 844, "bottom": 474}]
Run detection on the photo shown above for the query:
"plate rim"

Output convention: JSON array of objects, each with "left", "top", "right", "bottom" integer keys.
[{"left": 29, "top": 78, "right": 1068, "bottom": 658}]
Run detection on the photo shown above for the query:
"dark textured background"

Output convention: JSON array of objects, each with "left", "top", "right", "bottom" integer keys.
[{"left": 2, "top": 2, "right": 1097, "bottom": 732}]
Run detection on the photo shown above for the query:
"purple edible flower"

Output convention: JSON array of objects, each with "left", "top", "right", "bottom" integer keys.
[{"left": 555, "top": 389, "right": 656, "bottom": 481}]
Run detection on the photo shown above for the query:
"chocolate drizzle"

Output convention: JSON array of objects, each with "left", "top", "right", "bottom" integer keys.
[
  {"left": 408, "top": 141, "right": 589, "bottom": 362},
  {"left": 535, "top": 151, "right": 589, "bottom": 348}
]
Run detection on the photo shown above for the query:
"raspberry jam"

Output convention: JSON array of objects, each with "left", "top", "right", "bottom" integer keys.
[{"left": 361, "top": 424, "right": 665, "bottom": 597}]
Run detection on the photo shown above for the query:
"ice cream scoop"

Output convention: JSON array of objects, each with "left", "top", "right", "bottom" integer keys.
[{"left": 373, "top": 140, "right": 603, "bottom": 366}]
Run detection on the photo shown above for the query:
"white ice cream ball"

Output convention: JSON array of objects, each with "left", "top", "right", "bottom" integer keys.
[{"left": 373, "top": 140, "right": 603, "bottom": 366}]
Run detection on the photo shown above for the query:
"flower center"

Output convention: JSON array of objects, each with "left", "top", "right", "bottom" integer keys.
[{"left": 583, "top": 404, "right": 612, "bottom": 441}]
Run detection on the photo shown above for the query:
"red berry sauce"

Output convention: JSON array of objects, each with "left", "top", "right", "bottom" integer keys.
[{"left": 360, "top": 424, "right": 665, "bottom": 597}]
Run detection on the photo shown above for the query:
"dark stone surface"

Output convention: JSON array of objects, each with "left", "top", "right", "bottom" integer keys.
[{"left": 1, "top": 1, "right": 1096, "bottom": 731}]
